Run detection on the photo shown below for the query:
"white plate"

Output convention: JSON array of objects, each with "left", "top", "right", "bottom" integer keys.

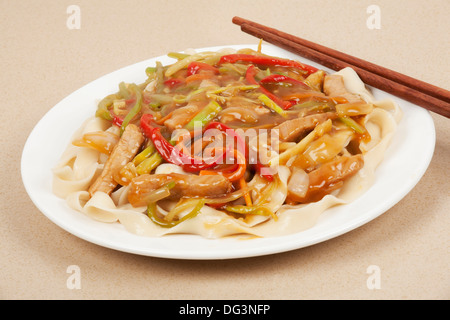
[{"left": 21, "top": 44, "right": 435, "bottom": 260}]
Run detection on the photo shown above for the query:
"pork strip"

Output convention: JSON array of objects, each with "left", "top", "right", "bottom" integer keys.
[
  {"left": 323, "top": 74, "right": 364, "bottom": 103},
  {"left": 288, "top": 154, "right": 364, "bottom": 203},
  {"left": 128, "top": 173, "right": 233, "bottom": 207},
  {"left": 273, "top": 112, "right": 337, "bottom": 142},
  {"left": 308, "top": 154, "right": 364, "bottom": 189},
  {"left": 88, "top": 124, "right": 144, "bottom": 196},
  {"left": 164, "top": 104, "right": 199, "bottom": 131}
]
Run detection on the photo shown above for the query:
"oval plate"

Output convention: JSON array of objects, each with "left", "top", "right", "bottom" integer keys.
[{"left": 21, "top": 44, "right": 435, "bottom": 259}]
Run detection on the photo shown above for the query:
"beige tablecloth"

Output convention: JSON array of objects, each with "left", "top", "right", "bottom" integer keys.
[{"left": 1, "top": 0, "right": 448, "bottom": 299}]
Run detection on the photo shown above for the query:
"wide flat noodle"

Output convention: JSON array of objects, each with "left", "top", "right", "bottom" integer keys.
[
  {"left": 53, "top": 67, "right": 401, "bottom": 239},
  {"left": 52, "top": 117, "right": 111, "bottom": 198}
]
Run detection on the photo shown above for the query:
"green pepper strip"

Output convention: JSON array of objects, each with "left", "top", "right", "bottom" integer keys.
[
  {"left": 119, "top": 82, "right": 130, "bottom": 99},
  {"left": 120, "top": 83, "right": 142, "bottom": 135},
  {"left": 145, "top": 66, "right": 156, "bottom": 76},
  {"left": 207, "top": 84, "right": 259, "bottom": 95},
  {"left": 292, "top": 100, "right": 329, "bottom": 109},
  {"left": 95, "top": 94, "right": 118, "bottom": 121},
  {"left": 136, "top": 152, "right": 163, "bottom": 175},
  {"left": 245, "top": 65, "right": 292, "bottom": 110},
  {"left": 133, "top": 141, "right": 163, "bottom": 175},
  {"left": 258, "top": 94, "right": 288, "bottom": 118},
  {"left": 147, "top": 199, "right": 205, "bottom": 228},
  {"left": 225, "top": 205, "right": 278, "bottom": 221},
  {"left": 133, "top": 143, "right": 156, "bottom": 166},
  {"left": 338, "top": 116, "right": 366, "bottom": 134},
  {"left": 184, "top": 100, "right": 222, "bottom": 131},
  {"left": 167, "top": 52, "right": 191, "bottom": 60},
  {"left": 155, "top": 61, "right": 165, "bottom": 94}
]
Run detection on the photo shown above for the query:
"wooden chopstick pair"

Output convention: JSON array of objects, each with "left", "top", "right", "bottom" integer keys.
[{"left": 232, "top": 17, "right": 450, "bottom": 118}]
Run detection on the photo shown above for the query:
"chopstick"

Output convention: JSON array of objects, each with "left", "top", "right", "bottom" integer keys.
[{"left": 233, "top": 17, "right": 450, "bottom": 118}]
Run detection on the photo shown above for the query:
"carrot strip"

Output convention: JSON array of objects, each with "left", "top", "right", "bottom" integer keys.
[
  {"left": 240, "top": 177, "right": 252, "bottom": 207},
  {"left": 199, "top": 149, "right": 246, "bottom": 182},
  {"left": 185, "top": 72, "right": 213, "bottom": 84},
  {"left": 155, "top": 111, "right": 174, "bottom": 124}
]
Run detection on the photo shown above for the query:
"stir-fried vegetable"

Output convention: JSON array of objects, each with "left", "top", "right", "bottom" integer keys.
[
  {"left": 147, "top": 199, "right": 205, "bottom": 228},
  {"left": 141, "top": 181, "right": 176, "bottom": 204},
  {"left": 258, "top": 94, "right": 288, "bottom": 118},
  {"left": 165, "top": 51, "right": 219, "bottom": 77},
  {"left": 133, "top": 143, "right": 155, "bottom": 166},
  {"left": 219, "top": 54, "right": 318, "bottom": 75},
  {"left": 135, "top": 152, "right": 163, "bottom": 175},
  {"left": 140, "top": 114, "right": 226, "bottom": 172},
  {"left": 225, "top": 205, "right": 277, "bottom": 221},
  {"left": 245, "top": 65, "right": 292, "bottom": 109},
  {"left": 187, "top": 61, "right": 219, "bottom": 76},
  {"left": 199, "top": 149, "right": 247, "bottom": 182},
  {"left": 204, "top": 121, "right": 274, "bottom": 180},
  {"left": 260, "top": 74, "right": 310, "bottom": 89},
  {"left": 95, "top": 94, "right": 117, "bottom": 121},
  {"left": 184, "top": 100, "right": 222, "bottom": 131},
  {"left": 120, "top": 83, "right": 142, "bottom": 135}
]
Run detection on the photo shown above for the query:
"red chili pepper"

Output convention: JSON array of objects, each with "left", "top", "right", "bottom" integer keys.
[
  {"left": 186, "top": 61, "right": 219, "bottom": 76},
  {"left": 219, "top": 54, "right": 318, "bottom": 75},
  {"left": 244, "top": 64, "right": 259, "bottom": 86},
  {"left": 125, "top": 98, "right": 136, "bottom": 105},
  {"left": 204, "top": 121, "right": 274, "bottom": 181},
  {"left": 245, "top": 65, "right": 293, "bottom": 110},
  {"left": 204, "top": 122, "right": 247, "bottom": 157},
  {"left": 112, "top": 114, "right": 123, "bottom": 127},
  {"left": 260, "top": 74, "right": 310, "bottom": 90},
  {"left": 140, "top": 114, "right": 224, "bottom": 172},
  {"left": 140, "top": 113, "right": 156, "bottom": 137},
  {"left": 163, "top": 78, "right": 184, "bottom": 89}
]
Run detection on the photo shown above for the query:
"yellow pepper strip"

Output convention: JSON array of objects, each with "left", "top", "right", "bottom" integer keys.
[
  {"left": 135, "top": 152, "right": 163, "bottom": 175},
  {"left": 133, "top": 143, "right": 156, "bottom": 166},
  {"left": 165, "top": 51, "right": 217, "bottom": 77},
  {"left": 338, "top": 116, "right": 366, "bottom": 134},
  {"left": 225, "top": 205, "right": 278, "bottom": 221},
  {"left": 184, "top": 100, "right": 222, "bottom": 131},
  {"left": 167, "top": 52, "right": 190, "bottom": 60},
  {"left": 258, "top": 94, "right": 288, "bottom": 118}
]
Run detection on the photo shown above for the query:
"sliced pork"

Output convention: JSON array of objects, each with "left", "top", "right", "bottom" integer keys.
[
  {"left": 88, "top": 124, "right": 144, "bottom": 196},
  {"left": 128, "top": 173, "right": 233, "bottom": 207}
]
